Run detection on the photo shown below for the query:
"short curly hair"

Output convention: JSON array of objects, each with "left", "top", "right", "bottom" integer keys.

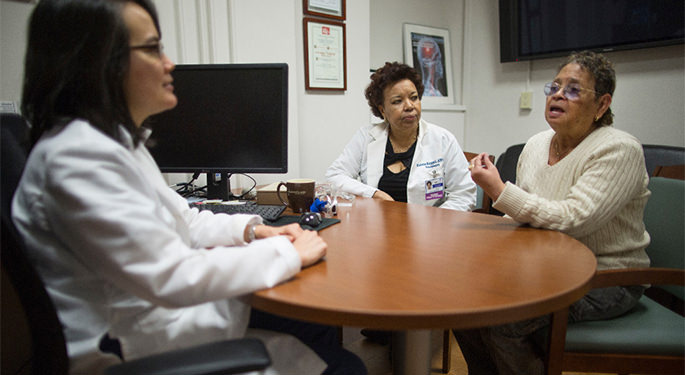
[
  {"left": 559, "top": 51, "right": 616, "bottom": 126},
  {"left": 365, "top": 62, "right": 424, "bottom": 119}
]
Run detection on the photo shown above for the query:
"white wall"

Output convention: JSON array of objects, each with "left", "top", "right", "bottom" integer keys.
[
  {"left": 369, "top": 0, "right": 464, "bottom": 104},
  {"left": 367, "top": 0, "right": 684, "bottom": 157},
  {"left": 154, "top": 0, "right": 232, "bottom": 65},
  {"left": 2, "top": 0, "right": 683, "bottom": 186},
  {"left": 0, "top": 1, "right": 33, "bottom": 107},
  {"left": 462, "top": 0, "right": 685, "bottom": 157},
  {"left": 368, "top": 0, "right": 467, "bottom": 150},
  {"left": 153, "top": 0, "right": 370, "bottom": 187},
  {"left": 297, "top": 0, "right": 370, "bottom": 183},
  {"left": 226, "top": 0, "right": 371, "bottom": 185},
  {"left": 1, "top": 0, "right": 370, "bottom": 190}
]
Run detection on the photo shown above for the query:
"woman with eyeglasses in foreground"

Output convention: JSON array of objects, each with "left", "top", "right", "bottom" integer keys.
[
  {"left": 13, "top": 0, "right": 366, "bottom": 374},
  {"left": 457, "top": 51, "right": 650, "bottom": 374}
]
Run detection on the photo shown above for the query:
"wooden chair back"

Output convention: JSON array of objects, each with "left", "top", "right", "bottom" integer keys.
[
  {"left": 463, "top": 152, "right": 495, "bottom": 214},
  {"left": 653, "top": 164, "right": 685, "bottom": 180}
]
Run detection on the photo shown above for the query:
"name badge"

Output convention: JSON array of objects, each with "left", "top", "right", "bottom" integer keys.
[{"left": 425, "top": 177, "right": 444, "bottom": 201}]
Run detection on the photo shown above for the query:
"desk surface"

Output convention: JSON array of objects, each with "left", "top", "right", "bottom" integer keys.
[{"left": 249, "top": 198, "right": 596, "bottom": 330}]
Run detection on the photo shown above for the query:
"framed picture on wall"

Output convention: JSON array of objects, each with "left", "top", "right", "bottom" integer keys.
[
  {"left": 304, "top": 0, "right": 345, "bottom": 20},
  {"left": 304, "top": 17, "right": 347, "bottom": 91},
  {"left": 403, "top": 23, "right": 454, "bottom": 106}
]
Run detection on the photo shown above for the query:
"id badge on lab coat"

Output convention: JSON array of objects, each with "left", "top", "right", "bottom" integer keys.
[{"left": 425, "top": 177, "right": 444, "bottom": 201}]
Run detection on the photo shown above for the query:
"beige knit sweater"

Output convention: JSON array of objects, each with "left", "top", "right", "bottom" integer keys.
[{"left": 493, "top": 126, "right": 650, "bottom": 271}]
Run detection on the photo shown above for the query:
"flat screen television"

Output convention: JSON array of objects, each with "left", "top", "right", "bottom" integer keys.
[
  {"left": 499, "top": 0, "right": 684, "bottom": 62},
  {"left": 145, "top": 63, "right": 288, "bottom": 200}
]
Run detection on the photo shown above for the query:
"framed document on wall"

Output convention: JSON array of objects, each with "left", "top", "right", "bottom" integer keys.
[
  {"left": 304, "top": 17, "right": 347, "bottom": 91},
  {"left": 304, "top": 0, "right": 345, "bottom": 20},
  {"left": 403, "top": 23, "right": 454, "bottom": 106}
]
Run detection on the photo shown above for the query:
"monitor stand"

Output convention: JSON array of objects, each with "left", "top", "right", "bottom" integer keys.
[{"left": 206, "top": 172, "right": 233, "bottom": 201}]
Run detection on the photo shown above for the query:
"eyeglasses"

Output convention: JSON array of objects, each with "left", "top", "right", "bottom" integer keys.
[
  {"left": 130, "top": 42, "right": 164, "bottom": 58},
  {"left": 544, "top": 82, "right": 597, "bottom": 100}
]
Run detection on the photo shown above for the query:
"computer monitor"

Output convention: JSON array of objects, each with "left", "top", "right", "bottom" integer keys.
[{"left": 145, "top": 63, "right": 288, "bottom": 200}]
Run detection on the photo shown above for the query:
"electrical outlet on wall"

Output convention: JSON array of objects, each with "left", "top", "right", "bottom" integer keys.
[{"left": 519, "top": 91, "right": 533, "bottom": 110}]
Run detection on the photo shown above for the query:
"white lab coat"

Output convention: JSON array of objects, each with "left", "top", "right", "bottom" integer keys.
[
  {"left": 326, "top": 119, "right": 476, "bottom": 211},
  {"left": 12, "top": 120, "right": 325, "bottom": 374}
]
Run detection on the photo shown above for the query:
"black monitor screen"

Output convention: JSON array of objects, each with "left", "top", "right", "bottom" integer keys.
[
  {"left": 146, "top": 63, "right": 288, "bottom": 175},
  {"left": 500, "top": 0, "right": 684, "bottom": 62}
]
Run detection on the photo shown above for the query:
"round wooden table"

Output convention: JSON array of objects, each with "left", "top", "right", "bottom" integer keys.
[{"left": 249, "top": 197, "right": 596, "bottom": 374}]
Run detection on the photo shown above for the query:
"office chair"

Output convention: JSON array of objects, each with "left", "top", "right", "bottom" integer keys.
[
  {"left": 545, "top": 177, "right": 685, "bottom": 375},
  {"left": 1, "top": 113, "right": 271, "bottom": 375},
  {"left": 643, "top": 144, "right": 685, "bottom": 177},
  {"left": 488, "top": 143, "right": 525, "bottom": 215},
  {"left": 494, "top": 143, "right": 524, "bottom": 185}
]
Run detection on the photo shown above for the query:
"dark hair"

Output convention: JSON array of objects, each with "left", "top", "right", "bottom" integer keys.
[
  {"left": 365, "top": 62, "right": 424, "bottom": 119},
  {"left": 559, "top": 51, "right": 616, "bottom": 126},
  {"left": 21, "top": 0, "right": 161, "bottom": 147}
]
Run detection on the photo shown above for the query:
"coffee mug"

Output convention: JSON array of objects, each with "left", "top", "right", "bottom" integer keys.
[{"left": 277, "top": 179, "right": 316, "bottom": 213}]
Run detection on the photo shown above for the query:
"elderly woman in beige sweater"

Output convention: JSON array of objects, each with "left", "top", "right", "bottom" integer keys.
[{"left": 458, "top": 51, "right": 650, "bottom": 375}]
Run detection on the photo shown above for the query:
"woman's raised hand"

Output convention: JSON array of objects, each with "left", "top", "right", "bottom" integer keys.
[{"left": 469, "top": 153, "right": 505, "bottom": 202}]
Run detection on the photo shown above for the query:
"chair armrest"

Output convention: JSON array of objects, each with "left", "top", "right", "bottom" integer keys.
[
  {"left": 104, "top": 338, "right": 271, "bottom": 375},
  {"left": 591, "top": 268, "right": 685, "bottom": 289},
  {"left": 546, "top": 267, "right": 685, "bottom": 375}
]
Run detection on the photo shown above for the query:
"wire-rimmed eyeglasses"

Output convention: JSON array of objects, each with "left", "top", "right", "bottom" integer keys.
[
  {"left": 544, "top": 82, "right": 597, "bottom": 100},
  {"left": 130, "top": 42, "right": 164, "bottom": 58}
]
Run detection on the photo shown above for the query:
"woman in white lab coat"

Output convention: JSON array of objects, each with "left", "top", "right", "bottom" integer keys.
[
  {"left": 326, "top": 62, "right": 476, "bottom": 344},
  {"left": 12, "top": 1, "right": 365, "bottom": 374},
  {"left": 326, "top": 62, "right": 476, "bottom": 212}
]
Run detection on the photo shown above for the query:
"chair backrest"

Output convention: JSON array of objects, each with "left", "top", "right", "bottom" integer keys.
[
  {"left": 489, "top": 143, "right": 524, "bottom": 215},
  {"left": 1, "top": 113, "right": 70, "bottom": 374},
  {"left": 643, "top": 144, "right": 685, "bottom": 177},
  {"left": 494, "top": 143, "right": 524, "bottom": 185},
  {"left": 1, "top": 113, "right": 29, "bottom": 217},
  {"left": 492, "top": 143, "right": 685, "bottom": 182},
  {"left": 644, "top": 176, "right": 685, "bottom": 301}
]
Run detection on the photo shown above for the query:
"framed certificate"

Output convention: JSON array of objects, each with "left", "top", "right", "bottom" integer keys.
[
  {"left": 303, "top": 0, "right": 345, "bottom": 20},
  {"left": 303, "top": 17, "right": 347, "bottom": 91}
]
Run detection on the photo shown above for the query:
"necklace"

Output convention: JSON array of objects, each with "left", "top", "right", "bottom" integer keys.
[
  {"left": 553, "top": 138, "right": 572, "bottom": 158},
  {"left": 552, "top": 126, "right": 596, "bottom": 160},
  {"left": 389, "top": 138, "right": 415, "bottom": 153},
  {"left": 389, "top": 126, "right": 418, "bottom": 153}
]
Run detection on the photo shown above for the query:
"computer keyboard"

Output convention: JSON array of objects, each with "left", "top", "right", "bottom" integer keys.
[{"left": 191, "top": 201, "right": 286, "bottom": 222}]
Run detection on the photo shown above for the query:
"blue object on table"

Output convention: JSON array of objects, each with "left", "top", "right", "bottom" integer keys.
[{"left": 309, "top": 198, "right": 328, "bottom": 213}]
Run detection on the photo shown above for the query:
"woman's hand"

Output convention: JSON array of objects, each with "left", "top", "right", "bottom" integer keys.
[
  {"left": 253, "top": 223, "right": 303, "bottom": 242},
  {"left": 372, "top": 190, "right": 394, "bottom": 201},
  {"left": 469, "top": 153, "right": 506, "bottom": 202},
  {"left": 292, "top": 230, "right": 327, "bottom": 267},
  {"left": 250, "top": 223, "right": 326, "bottom": 267}
]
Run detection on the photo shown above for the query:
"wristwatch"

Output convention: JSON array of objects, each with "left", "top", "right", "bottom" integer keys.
[{"left": 247, "top": 224, "right": 257, "bottom": 243}]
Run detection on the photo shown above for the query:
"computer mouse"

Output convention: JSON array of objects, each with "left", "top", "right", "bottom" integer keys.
[{"left": 299, "top": 212, "right": 322, "bottom": 228}]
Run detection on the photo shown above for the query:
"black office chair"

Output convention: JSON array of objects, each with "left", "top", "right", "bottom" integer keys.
[
  {"left": 1, "top": 113, "right": 271, "bottom": 375},
  {"left": 487, "top": 143, "right": 525, "bottom": 215},
  {"left": 494, "top": 143, "right": 525, "bottom": 185}
]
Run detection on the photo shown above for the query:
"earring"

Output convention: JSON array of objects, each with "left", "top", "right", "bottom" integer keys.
[{"left": 594, "top": 115, "right": 600, "bottom": 122}]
